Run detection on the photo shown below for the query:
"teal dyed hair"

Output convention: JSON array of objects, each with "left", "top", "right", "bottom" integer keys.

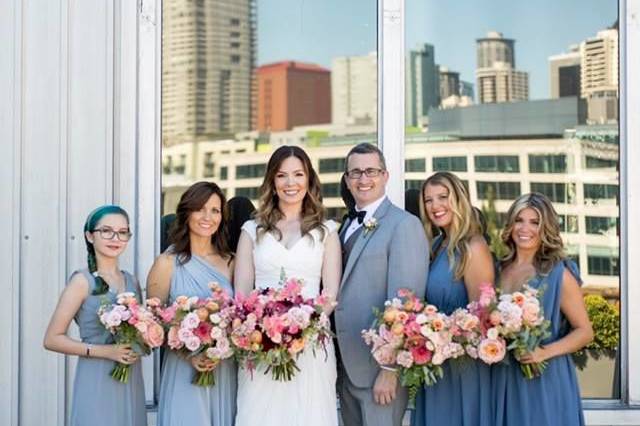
[{"left": 84, "top": 205, "right": 130, "bottom": 295}]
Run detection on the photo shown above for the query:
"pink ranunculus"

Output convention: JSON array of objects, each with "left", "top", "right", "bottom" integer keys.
[
  {"left": 410, "top": 345, "right": 433, "bottom": 365},
  {"left": 478, "top": 338, "right": 506, "bottom": 364}
]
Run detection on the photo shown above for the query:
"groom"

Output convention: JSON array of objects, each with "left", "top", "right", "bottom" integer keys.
[{"left": 335, "top": 143, "right": 429, "bottom": 426}]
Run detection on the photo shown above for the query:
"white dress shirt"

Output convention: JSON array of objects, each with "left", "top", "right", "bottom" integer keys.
[{"left": 343, "top": 195, "right": 386, "bottom": 242}]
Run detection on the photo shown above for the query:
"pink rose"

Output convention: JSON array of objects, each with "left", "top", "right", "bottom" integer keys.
[
  {"left": 167, "top": 327, "right": 183, "bottom": 349},
  {"left": 478, "top": 338, "right": 506, "bottom": 364},
  {"left": 145, "top": 322, "right": 165, "bottom": 348}
]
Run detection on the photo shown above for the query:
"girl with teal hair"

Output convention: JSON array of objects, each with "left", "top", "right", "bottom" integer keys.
[{"left": 44, "top": 205, "right": 147, "bottom": 426}]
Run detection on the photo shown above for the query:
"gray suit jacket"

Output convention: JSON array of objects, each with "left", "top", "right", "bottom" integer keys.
[{"left": 335, "top": 197, "right": 429, "bottom": 388}]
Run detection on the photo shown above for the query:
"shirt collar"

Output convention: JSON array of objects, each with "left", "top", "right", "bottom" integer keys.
[{"left": 355, "top": 195, "right": 386, "bottom": 222}]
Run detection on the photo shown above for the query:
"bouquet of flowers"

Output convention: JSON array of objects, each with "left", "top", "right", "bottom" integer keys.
[
  {"left": 159, "top": 284, "right": 235, "bottom": 386},
  {"left": 98, "top": 292, "right": 165, "bottom": 383},
  {"left": 229, "top": 272, "right": 333, "bottom": 381},
  {"left": 468, "top": 283, "right": 550, "bottom": 378},
  {"left": 362, "top": 289, "right": 465, "bottom": 401}
]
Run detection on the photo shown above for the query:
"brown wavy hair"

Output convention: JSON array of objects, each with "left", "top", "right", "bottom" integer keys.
[
  {"left": 500, "top": 192, "right": 565, "bottom": 274},
  {"left": 255, "top": 145, "right": 326, "bottom": 241},
  {"left": 169, "top": 181, "right": 232, "bottom": 265},
  {"left": 419, "top": 172, "right": 481, "bottom": 280}
]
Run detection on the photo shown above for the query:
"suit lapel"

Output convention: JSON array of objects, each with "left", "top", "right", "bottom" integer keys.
[{"left": 340, "top": 198, "right": 392, "bottom": 290}]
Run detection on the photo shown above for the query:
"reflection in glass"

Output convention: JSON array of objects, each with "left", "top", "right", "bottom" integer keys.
[
  {"left": 405, "top": 0, "right": 620, "bottom": 399},
  {"left": 162, "top": 0, "right": 378, "bottom": 224}
]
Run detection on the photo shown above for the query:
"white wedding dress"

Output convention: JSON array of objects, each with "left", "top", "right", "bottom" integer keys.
[{"left": 235, "top": 220, "right": 339, "bottom": 426}]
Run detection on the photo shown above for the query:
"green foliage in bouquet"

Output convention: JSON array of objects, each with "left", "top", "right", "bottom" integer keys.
[{"left": 572, "top": 294, "right": 619, "bottom": 370}]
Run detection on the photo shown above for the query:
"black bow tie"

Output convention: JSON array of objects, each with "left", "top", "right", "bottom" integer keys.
[{"left": 347, "top": 209, "right": 366, "bottom": 224}]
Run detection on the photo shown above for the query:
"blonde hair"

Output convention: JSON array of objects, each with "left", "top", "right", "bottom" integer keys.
[
  {"left": 419, "top": 172, "right": 480, "bottom": 280},
  {"left": 500, "top": 192, "right": 565, "bottom": 274},
  {"left": 254, "top": 146, "right": 326, "bottom": 241}
]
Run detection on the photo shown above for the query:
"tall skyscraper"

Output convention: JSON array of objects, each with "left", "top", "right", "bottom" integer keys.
[
  {"left": 549, "top": 45, "right": 581, "bottom": 98},
  {"left": 439, "top": 67, "right": 460, "bottom": 100},
  {"left": 331, "top": 52, "right": 378, "bottom": 125},
  {"left": 406, "top": 44, "right": 440, "bottom": 127},
  {"left": 256, "top": 61, "right": 331, "bottom": 132},
  {"left": 162, "top": 0, "right": 257, "bottom": 146},
  {"left": 475, "top": 31, "right": 529, "bottom": 104},
  {"left": 581, "top": 29, "right": 618, "bottom": 98},
  {"left": 477, "top": 31, "right": 515, "bottom": 68},
  {"left": 580, "top": 28, "right": 619, "bottom": 123}
]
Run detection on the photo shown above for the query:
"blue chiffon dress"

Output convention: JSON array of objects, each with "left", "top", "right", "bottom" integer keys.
[
  {"left": 491, "top": 259, "right": 585, "bottom": 426},
  {"left": 157, "top": 254, "right": 237, "bottom": 426},
  {"left": 70, "top": 269, "right": 147, "bottom": 426},
  {"left": 412, "top": 237, "right": 492, "bottom": 426}
]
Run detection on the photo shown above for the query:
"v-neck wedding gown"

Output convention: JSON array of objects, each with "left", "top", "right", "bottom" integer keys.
[{"left": 235, "top": 219, "right": 339, "bottom": 426}]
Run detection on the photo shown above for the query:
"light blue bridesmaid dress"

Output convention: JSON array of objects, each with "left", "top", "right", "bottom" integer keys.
[
  {"left": 412, "top": 236, "right": 492, "bottom": 426},
  {"left": 70, "top": 269, "right": 147, "bottom": 426},
  {"left": 157, "top": 253, "right": 237, "bottom": 426},
  {"left": 491, "top": 259, "right": 585, "bottom": 426}
]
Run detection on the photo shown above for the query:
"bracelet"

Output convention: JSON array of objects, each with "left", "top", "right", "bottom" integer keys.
[
  {"left": 380, "top": 365, "right": 397, "bottom": 372},
  {"left": 85, "top": 344, "right": 92, "bottom": 358}
]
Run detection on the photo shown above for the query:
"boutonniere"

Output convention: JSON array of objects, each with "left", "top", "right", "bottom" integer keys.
[{"left": 363, "top": 217, "right": 378, "bottom": 235}]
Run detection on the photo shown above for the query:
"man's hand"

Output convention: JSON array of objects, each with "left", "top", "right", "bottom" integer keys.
[{"left": 373, "top": 369, "right": 398, "bottom": 405}]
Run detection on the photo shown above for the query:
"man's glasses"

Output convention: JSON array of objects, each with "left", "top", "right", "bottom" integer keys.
[
  {"left": 345, "top": 167, "right": 385, "bottom": 179},
  {"left": 92, "top": 228, "right": 132, "bottom": 242}
]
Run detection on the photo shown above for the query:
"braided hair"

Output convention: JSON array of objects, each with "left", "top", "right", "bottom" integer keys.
[{"left": 83, "top": 205, "right": 130, "bottom": 295}]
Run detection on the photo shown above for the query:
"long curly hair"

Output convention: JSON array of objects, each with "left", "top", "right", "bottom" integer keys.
[
  {"left": 83, "top": 205, "right": 130, "bottom": 295},
  {"left": 254, "top": 145, "right": 326, "bottom": 242},
  {"left": 419, "top": 172, "right": 481, "bottom": 280},
  {"left": 169, "top": 181, "right": 232, "bottom": 265},
  {"left": 500, "top": 192, "right": 565, "bottom": 274}
]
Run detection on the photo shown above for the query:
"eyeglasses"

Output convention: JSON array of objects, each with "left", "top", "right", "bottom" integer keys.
[
  {"left": 92, "top": 228, "right": 132, "bottom": 242},
  {"left": 345, "top": 168, "right": 385, "bottom": 179}
]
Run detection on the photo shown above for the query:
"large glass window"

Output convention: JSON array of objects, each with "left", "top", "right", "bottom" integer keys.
[
  {"left": 405, "top": 0, "right": 620, "bottom": 400},
  {"left": 529, "top": 154, "right": 567, "bottom": 173},
  {"left": 530, "top": 182, "right": 576, "bottom": 204},
  {"left": 432, "top": 156, "right": 467, "bottom": 172},
  {"left": 318, "top": 158, "right": 346, "bottom": 174},
  {"left": 474, "top": 155, "right": 520, "bottom": 173},
  {"left": 476, "top": 181, "right": 521, "bottom": 200},
  {"left": 236, "top": 164, "right": 266, "bottom": 179},
  {"left": 406, "top": 158, "right": 426, "bottom": 172}
]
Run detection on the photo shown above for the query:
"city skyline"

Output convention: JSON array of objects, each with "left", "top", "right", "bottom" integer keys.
[{"left": 258, "top": 0, "right": 617, "bottom": 100}]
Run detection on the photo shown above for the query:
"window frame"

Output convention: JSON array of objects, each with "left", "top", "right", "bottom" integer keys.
[{"left": 141, "top": 0, "right": 640, "bottom": 419}]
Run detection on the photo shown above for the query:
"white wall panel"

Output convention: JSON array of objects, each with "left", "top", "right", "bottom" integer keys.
[
  {"left": 19, "top": 0, "right": 67, "bottom": 424},
  {"left": 0, "top": 0, "right": 21, "bottom": 424}
]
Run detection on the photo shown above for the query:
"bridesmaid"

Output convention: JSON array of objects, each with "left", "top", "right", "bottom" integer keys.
[
  {"left": 43, "top": 205, "right": 146, "bottom": 426},
  {"left": 147, "top": 181, "right": 237, "bottom": 425},
  {"left": 412, "top": 172, "right": 494, "bottom": 426},
  {"left": 492, "top": 193, "right": 593, "bottom": 426}
]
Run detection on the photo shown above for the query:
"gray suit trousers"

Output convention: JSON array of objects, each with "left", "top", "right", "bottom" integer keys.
[{"left": 338, "top": 364, "right": 408, "bottom": 426}]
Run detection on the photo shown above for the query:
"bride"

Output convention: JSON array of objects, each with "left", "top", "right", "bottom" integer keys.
[{"left": 234, "top": 145, "right": 341, "bottom": 426}]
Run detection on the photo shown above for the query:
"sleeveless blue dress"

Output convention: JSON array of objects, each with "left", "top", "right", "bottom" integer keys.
[
  {"left": 412, "top": 237, "right": 492, "bottom": 426},
  {"left": 157, "top": 254, "right": 237, "bottom": 426},
  {"left": 491, "top": 259, "right": 584, "bottom": 426},
  {"left": 70, "top": 269, "right": 147, "bottom": 426}
]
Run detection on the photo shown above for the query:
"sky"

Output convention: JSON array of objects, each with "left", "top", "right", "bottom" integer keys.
[{"left": 257, "top": 0, "right": 618, "bottom": 100}]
